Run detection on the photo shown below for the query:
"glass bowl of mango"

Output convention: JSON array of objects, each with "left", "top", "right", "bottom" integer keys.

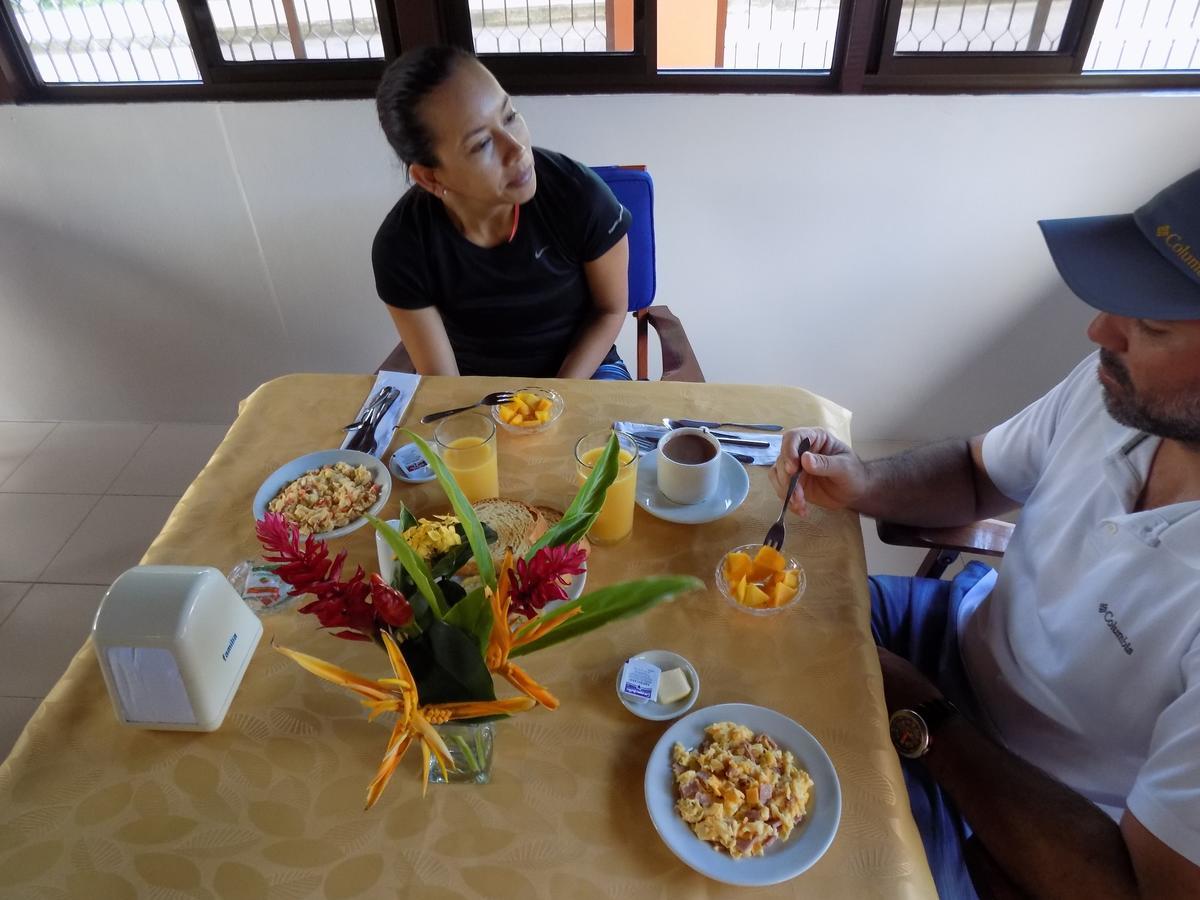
[
  {"left": 492, "top": 387, "right": 564, "bottom": 434},
  {"left": 715, "top": 544, "right": 806, "bottom": 616}
]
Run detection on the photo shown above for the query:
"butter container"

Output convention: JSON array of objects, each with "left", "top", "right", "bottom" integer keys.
[{"left": 619, "top": 658, "right": 662, "bottom": 703}]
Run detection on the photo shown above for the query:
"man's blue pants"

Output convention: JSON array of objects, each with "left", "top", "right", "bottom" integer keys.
[{"left": 869, "top": 561, "right": 994, "bottom": 900}]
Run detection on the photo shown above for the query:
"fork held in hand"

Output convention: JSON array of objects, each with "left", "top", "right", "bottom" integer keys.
[{"left": 763, "top": 438, "right": 810, "bottom": 550}]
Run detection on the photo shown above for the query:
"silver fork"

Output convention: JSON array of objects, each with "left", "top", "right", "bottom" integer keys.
[
  {"left": 419, "top": 391, "right": 517, "bottom": 424},
  {"left": 763, "top": 438, "right": 809, "bottom": 550},
  {"left": 629, "top": 433, "right": 659, "bottom": 454}
]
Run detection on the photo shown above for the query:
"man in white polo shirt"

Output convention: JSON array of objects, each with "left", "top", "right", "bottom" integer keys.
[{"left": 772, "top": 168, "right": 1200, "bottom": 898}]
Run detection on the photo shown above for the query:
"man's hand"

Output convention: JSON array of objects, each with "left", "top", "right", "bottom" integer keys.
[
  {"left": 769, "top": 427, "right": 869, "bottom": 517},
  {"left": 876, "top": 647, "right": 944, "bottom": 714}
]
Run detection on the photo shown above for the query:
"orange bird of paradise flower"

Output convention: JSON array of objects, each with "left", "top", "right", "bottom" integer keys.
[
  {"left": 485, "top": 551, "right": 583, "bottom": 711},
  {"left": 276, "top": 632, "right": 533, "bottom": 809}
]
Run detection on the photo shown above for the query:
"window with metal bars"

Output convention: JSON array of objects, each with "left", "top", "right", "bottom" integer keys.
[
  {"left": 0, "top": 0, "right": 1196, "bottom": 101},
  {"left": 9, "top": 0, "right": 200, "bottom": 84},
  {"left": 874, "top": 0, "right": 1200, "bottom": 83}
]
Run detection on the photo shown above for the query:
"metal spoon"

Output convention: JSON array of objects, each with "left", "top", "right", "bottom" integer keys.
[{"left": 420, "top": 392, "right": 516, "bottom": 424}]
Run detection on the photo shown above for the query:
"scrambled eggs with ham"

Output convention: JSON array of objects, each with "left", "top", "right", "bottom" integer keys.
[
  {"left": 268, "top": 461, "right": 380, "bottom": 534},
  {"left": 672, "top": 722, "right": 812, "bottom": 859}
]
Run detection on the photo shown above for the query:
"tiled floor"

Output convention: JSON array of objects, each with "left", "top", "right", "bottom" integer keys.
[
  {"left": 0, "top": 426, "right": 932, "bottom": 762},
  {"left": 0, "top": 420, "right": 231, "bottom": 761}
]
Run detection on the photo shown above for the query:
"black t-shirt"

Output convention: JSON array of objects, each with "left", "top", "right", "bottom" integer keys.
[{"left": 372, "top": 148, "right": 631, "bottom": 377}]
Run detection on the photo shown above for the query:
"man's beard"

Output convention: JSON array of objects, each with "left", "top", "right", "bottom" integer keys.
[{"left": 1098, "top": 350, "right": 1200, "bottom": 446}]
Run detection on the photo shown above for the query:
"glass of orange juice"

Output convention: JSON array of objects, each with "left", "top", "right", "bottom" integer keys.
[
  {"left": 574, "top": 430, "right": 638, "bottom": 545},
  {"left": 434, "top": 413, "right": 499, "bottom": 502}
]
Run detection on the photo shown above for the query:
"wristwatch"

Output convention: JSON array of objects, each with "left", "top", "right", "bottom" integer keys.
[{"left": 889, "top": 698, "right": 959, "bottom": 759}]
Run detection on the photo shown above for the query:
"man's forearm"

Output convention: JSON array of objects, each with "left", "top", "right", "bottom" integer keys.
[
  {"left": 927, "top": 718, "right": 1138, "bottom": 899},
  {"left": 852, "top": 440, "right": 988, "bottom": 526}
]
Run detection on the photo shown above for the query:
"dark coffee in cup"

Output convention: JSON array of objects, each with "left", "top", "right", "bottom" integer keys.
[{"left": 662, "top": 433, "right": 718, "bottom": 465}]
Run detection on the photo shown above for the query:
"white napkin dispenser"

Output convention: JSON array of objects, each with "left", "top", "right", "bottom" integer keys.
[{"left": 92, "top": 565, "right": 262, "bottom": 731}]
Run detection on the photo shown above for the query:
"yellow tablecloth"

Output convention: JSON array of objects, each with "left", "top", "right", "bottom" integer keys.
[{"left": 0, "top": 375, "right": 935, "bottom": 899}]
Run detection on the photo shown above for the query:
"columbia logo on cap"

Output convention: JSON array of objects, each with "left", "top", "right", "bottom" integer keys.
[{"left": 1155, "top": 224, "right": 1200, "bottom": 279}]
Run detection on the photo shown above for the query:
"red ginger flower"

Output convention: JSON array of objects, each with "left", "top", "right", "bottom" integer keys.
[
  {"left": 508, "top": 543, "right": 588, "bottom": 621},
  {"left": 370, "top": 574, "right": 413, "bottom": 628},
  {"left": 256, "top": 512, "right": 410, "bottom": 642}
]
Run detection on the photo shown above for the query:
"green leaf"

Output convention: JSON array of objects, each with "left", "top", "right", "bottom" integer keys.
[
  {"left": 369, "top": 515, "right": 447, "bottom": 619},
  {"left": 440, "top": 579, "right": 467, "bottom": 608},
  {"left": 429, "top": 544, "right": 471, "bottom": 581},
  {"left": 527, "top": 431, "right": 622, "bottom": 557},
  {"left": 396, "top": 505, "right": 419, "bottom": 533},
  {"left": 403, "top": 430, "right": 496, "bottom": 590},
  {"left": 510, "top": 576, "right": 702, "bottom": 658},
  {"left": 405, "top": 585, "right": 434, "bottom": 632},
  {"left": 401, "top": 621, "right": 497, "bottom": 705},
  {"left": 442, "top": 586, "right": 493, "bottom": 656}
]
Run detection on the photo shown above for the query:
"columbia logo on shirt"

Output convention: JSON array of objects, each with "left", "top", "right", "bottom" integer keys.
[{"left": 1097, "top": 603, "right": 1134, "bottom": 656}]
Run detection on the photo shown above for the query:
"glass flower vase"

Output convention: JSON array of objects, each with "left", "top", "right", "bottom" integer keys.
[{"left": 427, "top": 721, "right": 494, "bottom": 785}]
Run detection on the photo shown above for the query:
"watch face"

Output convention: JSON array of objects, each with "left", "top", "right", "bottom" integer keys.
[{"left": 889, "top": 710, "right": 929, "bottom": 759}]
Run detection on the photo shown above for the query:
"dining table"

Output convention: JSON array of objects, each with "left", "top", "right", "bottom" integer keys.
[{"left": 0, "top": 373, "right": 936, "bottom": 899}]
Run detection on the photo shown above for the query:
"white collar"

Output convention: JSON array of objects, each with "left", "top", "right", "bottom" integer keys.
[{"left": 1102, "top": 430, "right": 1200, "bottom": 569}]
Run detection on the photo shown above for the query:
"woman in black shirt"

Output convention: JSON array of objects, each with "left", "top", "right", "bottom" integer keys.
[{"left": 372, "top": 47, "right": 632, "bottom": 379}]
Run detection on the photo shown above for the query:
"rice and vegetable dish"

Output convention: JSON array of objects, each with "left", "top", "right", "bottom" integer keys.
[
  {"left": 672, "top": 721, "right": 812, "bottom": 859},
  {"left": 267, "top": 461, "right": 381, "bottom": 534}
]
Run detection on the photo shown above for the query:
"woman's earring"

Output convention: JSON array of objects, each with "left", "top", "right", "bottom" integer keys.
[{"left": 442, "top": 188, "right": 448, "bottom": 198}]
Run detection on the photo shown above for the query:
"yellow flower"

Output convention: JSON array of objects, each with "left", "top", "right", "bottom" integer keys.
[
  {"left": 275, "top": 633, "right": 533, "bottom": 809},
  {"left": 484, "top": 551, "right": 583, "bottom": 711},
  {"left": 400, "top": 515, "right": 462, "bottom": 561}
]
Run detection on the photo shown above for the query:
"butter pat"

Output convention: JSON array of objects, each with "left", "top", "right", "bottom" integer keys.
[
  {"left": 658, "top": 667, "right": 692, "bottom": 704},
  {"left": 619, "top": 659, "right": 661, "bottom": 703}
]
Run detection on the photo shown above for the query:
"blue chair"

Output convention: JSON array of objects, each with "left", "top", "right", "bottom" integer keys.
[
  {"left": 378, "top": 165, "right": 704, "bottom": 381},
  {"left": 591, "top": 165, "right": 704, "bottom": 382}
]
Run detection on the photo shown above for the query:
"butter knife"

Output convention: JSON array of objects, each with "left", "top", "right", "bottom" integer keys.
[{"left": 669, "top": 418, "right": 783, "bottom": 433}]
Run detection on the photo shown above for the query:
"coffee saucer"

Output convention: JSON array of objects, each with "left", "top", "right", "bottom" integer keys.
[{"left": 635, "top": 449, "right": 750, "bottom": 525}]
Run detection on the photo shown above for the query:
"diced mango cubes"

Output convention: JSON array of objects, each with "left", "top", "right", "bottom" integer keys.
[
  {"left": 722, "top": 545, "right": 800, "bottom": 609},
  {"left": 724, "top": 551, "right": 753, "bottom": 583},
  {"left": 742, "top": 582, "right": 770, "bottom": 608},
  {"left": 497, "top": 391, "right": 556, "bottom": 428}
]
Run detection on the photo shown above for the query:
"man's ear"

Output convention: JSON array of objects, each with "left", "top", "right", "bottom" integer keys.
[{"left": 409, "top": 164, "right": 442, "bottom": 197}]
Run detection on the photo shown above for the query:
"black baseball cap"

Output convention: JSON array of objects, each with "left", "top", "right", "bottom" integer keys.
[{"left": 1038, "top": 168, "right": 1200, "bottom": 320}]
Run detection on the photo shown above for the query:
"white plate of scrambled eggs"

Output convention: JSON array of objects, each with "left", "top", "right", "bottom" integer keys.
[
  {"left": 644, "top": 703, "right": 841, "bottom": 886},
  {"left": 253, "top": 449, "right": 390, "bottom": 539}
]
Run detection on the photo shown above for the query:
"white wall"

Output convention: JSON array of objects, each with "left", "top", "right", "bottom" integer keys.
[{"left": 2, "top": 92, "right": 1198, "bottom": 439}]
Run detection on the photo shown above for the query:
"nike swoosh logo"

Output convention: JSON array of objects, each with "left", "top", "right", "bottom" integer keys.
[
  {"left": 608, "top": 206, "right": 627, "bottom": 234},
  {"left": 534, "top": 246, "right": 548, "bottom": 259}
]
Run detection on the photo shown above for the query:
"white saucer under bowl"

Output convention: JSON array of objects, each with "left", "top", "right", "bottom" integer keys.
[{"left": 636, "top": 450, "right": 750, "bottom": 525}]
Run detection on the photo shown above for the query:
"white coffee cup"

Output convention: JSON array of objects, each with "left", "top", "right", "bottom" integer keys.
[{"left": 656, "top": 428, "right": 722, "bottom": 505}]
